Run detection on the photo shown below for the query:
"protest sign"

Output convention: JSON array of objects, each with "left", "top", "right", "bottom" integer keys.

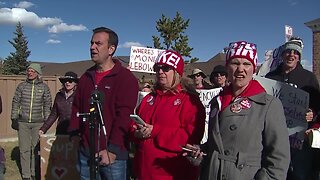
[
  {"left": 254, "top": 75, "right": 309, "bottom": 149},
  {"left": 40, "top": 135, "right": 79, "bottom": 180},
  {"left": 129, "top": 46, "right": 165, "bottom": 73},
  {"left": 197, "top": 88, "right": 222, "bottom": 144},
  {"left": 309, "top": 129, "right": 320, "bottom": 148},
  {"left": 137, "top": 91, "right": 149, "bottom": 106},
  {"left": 285, "top": 25, "right": 293, "bottom": 42}
]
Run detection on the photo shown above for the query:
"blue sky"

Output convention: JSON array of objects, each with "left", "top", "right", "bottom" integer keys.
[{"left": 0, "top": 0, "right": 319, "bottom": 70}]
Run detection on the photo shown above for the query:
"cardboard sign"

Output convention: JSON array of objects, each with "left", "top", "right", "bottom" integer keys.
[
  {"left": 129, "top": 46, "right": 165, "bottom": 73},
  {"left": 197, "top": 88, "right": 223, "bottom": 144},
  {"left": 40, "top": 135, "right": 80, "bottom": 180},
  {"left": 285, "top": 25, "right": 293, "bottom": 42},
  {"left": 137, "top": 91, "right": 150, "bottom": 106},
  {"left": 309, "top": 129, "right": 320, "bottom": 148},
  {"left": 257, "top": 46, "right": 283, "bottom": 77},
  {"left": 254, "top": 76, "right": 309, "bottom": 150}
]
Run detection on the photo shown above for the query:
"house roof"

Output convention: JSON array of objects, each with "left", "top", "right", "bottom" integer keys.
[
  {"left": 184, "top": 53, "right": 226, "bottom": 77},
  {"left": 305, "top": 18, "right": 320, "bottom": 32}
]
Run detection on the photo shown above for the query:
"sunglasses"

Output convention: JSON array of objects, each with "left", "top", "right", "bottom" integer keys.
[
  {"left": 153, "top": 65, "right": 172, "bottom": 72},
  {"left": 212, "top": 73, "right": 226, "bottom": 77},
  {"left": 228, "top": 41, "right": 257, "bottom": 51},
  {"left": 283, "top": 49, "right": 300, "bottom": 55},
  {"left": 193, "top": 73, "right": 202, "bottom": 78},
  {"left": 63, "top": 79, "right": 75, "bottom": 83}
]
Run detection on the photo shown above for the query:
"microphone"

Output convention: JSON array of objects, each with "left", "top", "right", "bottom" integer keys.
[
  {"left": 90, "top": 90, "right": 104, "bottom": 103},
  {"left": 89, "top": 89, "right": 107, "bottom": 136}
]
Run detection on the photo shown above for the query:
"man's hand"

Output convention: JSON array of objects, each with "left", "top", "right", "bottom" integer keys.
[
  {"left": 96, "top": 150, "right": 116, "bottom": 166},
  {"left": 306, "top": 108, "right": 314, "bottom": 122},
  {"left": 38, "top": 130, "right": 44, "bottom": 136}
]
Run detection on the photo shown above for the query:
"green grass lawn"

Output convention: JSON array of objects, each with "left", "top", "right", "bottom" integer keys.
[{"left": 0, "top": 141, "right": 21, "bottom": 180}]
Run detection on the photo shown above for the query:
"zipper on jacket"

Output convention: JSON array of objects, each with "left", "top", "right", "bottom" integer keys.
[{"left": 28, "top": 80, "right": 35, "bottom": 122}]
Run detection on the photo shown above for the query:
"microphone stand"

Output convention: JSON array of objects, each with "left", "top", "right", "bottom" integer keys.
[
  {"left": 86, "top": 90, "right": 108, "bottom": 180},
  {"left": 89, "top": 101, "right": 97, "bottom": 180},
  {"left": 77, "top": 101, "right": 98, "bottom": 180}
]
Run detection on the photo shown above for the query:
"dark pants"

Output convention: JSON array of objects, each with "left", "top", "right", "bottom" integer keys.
[
  {"left": 0, "top": 163, "right": 5, "bottom": 180},
  {"left": 288, "top": 141, "right": 320, "bottom": 180}
]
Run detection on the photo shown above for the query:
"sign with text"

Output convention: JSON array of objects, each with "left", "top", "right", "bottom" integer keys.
[
  {"left": 197, "top": 88, "right": 223, "bottom": 144},
  {"left": 254, "top": 76, "right": 309, "bottom": 150},
  {"left": 285, "top": 25, "right": 293, "bottom": 42},
  {"left": 136, "top": 91, "right": 149, "bottom": 106},
  {"left": 129, "top": 46, "right": 165, "bottom": 73},
  {"left": 40, "top": 135, "right": 80, "bottom": 180}
]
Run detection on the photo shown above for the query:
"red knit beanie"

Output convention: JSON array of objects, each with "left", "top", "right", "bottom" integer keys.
[
  {"left": 226, "top": 41, "right": 258, "bottom": 72},
  {"left": 155, "top": 50, "right": 184, "bottom": 76}
]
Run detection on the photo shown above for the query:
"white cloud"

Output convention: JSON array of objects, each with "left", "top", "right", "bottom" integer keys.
[
  {"left": 0, "top": 6, "right": 88, "bottom": 34},
  {"left": 301, "top": 59, "right": 312, "bottom": 71},
  {"left": 288, "top": 0, "right": 298, "bottom": 6},
  {"left": 48, "top": 23, "right": 88, "bottom": 33},
  {"left": 0, "top": 8, "right": 61, "bottom": 27},
  {"left": 119, "top": 41, "right": 144, "bottom": 48},
  {"left": 0, "top": 1, "right": 6, "bottom": 6},
  {"left": 14, "top": 1, "right": 34, "bottom": 9},
  {"left": 46, "top": 39, "right": 61, "bottom": 44}
]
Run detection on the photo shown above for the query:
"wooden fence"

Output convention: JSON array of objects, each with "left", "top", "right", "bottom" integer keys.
[{"left": 0, "top": 75, "right": 61, "bottom": 141}]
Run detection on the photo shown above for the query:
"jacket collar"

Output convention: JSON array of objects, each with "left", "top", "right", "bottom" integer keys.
[
  {"left": 85, "top": 58, "right": 122, "bottom": 78},
  {"left": 156, "top": 84, "right": 183, "bottom": 96},
  {"left": 26, "top": 77, "right": 42, "bottom": 84},
  {"left": 276, "top": 62, "right": 304, "bottom": 76},
  {"left": 247, "top": 92, "right": 268, "bottom": 105}
]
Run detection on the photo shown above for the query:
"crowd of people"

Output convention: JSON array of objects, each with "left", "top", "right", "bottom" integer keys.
[{"left": 3, "top": 26, "right": 319, "bottom": 180}]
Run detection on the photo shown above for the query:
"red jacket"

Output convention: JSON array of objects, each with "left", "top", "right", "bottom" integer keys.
[
  {"left": 69, "top": 59, "right": 139, "bottom": 159},
  {"left": 130, "top": 86, "right": 206, "bottom": 180}
]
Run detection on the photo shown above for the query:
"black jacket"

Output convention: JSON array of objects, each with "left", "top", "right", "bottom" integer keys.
[
  {"left": 266, "top": 62, "right": 320, "bottom": 126},
  {"left": 40, "top": 89, "right": 75, "bottom": 134},
  {"left": 265, "top": 62, "right": 319, "bottom": 90}
]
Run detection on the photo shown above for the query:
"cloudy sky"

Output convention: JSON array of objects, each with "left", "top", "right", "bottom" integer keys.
[{"left": 0, "top": 0, "right": 319, "bottom": 70}]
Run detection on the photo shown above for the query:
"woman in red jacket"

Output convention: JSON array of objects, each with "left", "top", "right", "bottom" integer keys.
[{"left": 130, "top": 50, "right": 206, "bottom": 180}]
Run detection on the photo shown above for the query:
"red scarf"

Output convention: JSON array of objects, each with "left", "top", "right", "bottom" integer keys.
[{"left": 219, "top": 80, "right": 265, "bottom": 112}]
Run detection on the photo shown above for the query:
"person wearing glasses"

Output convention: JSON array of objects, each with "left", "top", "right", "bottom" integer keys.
[
  {"left": 188, "top": 68, "right": 213, "bottom": 89},
  {"left": 129, "top": 50, "right": 206, "bottom": 180},
  {"left": 183, "top": 41, "right": 290, "bottom": 180},
  {"left": 209, "top": 65, "right": 229, "bottom": 88},
  {"left": 39, "top": 71, "right": 78, "bottom": 135},
  {"left": 11, "top": 63, "right": 52, "bottom": 180},
  {"left": 266, "top": 37, "right": 320, "bottom": 180}
]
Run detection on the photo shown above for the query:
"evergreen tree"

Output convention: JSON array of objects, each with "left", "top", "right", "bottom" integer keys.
[
  {"left": 152, "top": 12, "right": 199, "bottom": 63},
  {"left": 2, "top": 22, "right": 30, "bottom": 75}
]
